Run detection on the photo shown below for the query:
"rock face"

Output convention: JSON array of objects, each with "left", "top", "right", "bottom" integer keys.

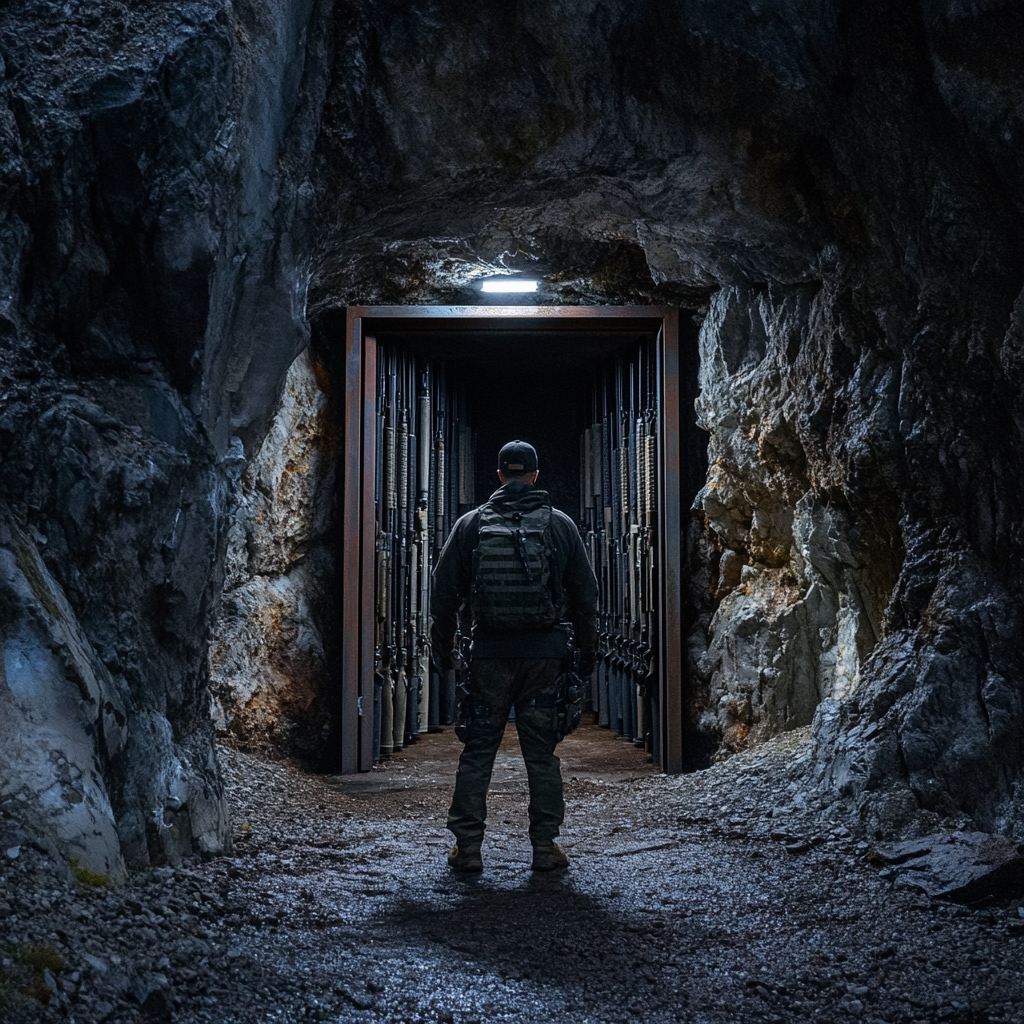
[
  {"left": 693, "top": 285, "right": 875, "bottom": 753},
  {"left": 1, "top": 513, "right": 131, "bottom": 881},
  {"left": 208, "top": 348, "right": 337, "bottom": 758},
  {"left": 0, "top": 0, "right": 331, "bottom": 871},
  {"left": 1, "top": 0, "right": 1022, "bottom": 869}
]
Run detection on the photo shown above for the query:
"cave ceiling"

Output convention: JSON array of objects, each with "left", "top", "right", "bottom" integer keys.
[{"left": 309, "top": 0, "right": 1024, "bottom": 316}]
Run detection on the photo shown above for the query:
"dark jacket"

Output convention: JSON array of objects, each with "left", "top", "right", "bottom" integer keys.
[{"left": 431, "top": 480, "right": 598, "bottom": 666}]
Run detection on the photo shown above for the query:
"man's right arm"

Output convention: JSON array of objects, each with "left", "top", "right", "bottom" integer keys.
[{"left": 429, "top": 512, "right": 476, "bottom": 667}]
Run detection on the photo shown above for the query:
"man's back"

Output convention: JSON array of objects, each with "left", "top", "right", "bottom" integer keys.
[
  {"left": 430, "top": 441, "right": 598, "bottom": 873},
  {"left": 430, "top": 478, "right": 597, "bottom": 662}
]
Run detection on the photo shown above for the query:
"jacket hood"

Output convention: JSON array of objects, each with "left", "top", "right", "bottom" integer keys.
[{"left": 487, "top": 480, "right": 551, "bottom": 513}]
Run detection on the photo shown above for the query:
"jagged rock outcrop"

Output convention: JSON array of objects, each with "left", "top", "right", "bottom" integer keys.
[
  {"left": 0, "top": 0, "right": 331, "bottom": 872},
  {"left": 691, "top": 284, "right": 882, "bottom": 753},
  {"left": 689, "top": 269, "right": 1024, "bottom": 840},
  {"left": 868, "top": 831, "right": 1024, "bottom": 903}
]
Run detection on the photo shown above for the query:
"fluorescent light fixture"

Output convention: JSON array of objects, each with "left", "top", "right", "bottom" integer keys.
[{"left": 480, "top": 279, "right": 538, "bottom": 293}]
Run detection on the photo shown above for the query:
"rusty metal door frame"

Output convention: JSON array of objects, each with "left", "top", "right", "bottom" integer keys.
[{"left": 342, "top": 305, "right": 682, "bottom": 773}]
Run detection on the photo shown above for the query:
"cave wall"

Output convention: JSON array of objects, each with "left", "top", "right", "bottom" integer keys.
[
  {"left": 1, "top": 0, "right": 1022, "bottom": 870},
  {"left": 0, "top": 0, "right": 332, "bottom": 873},
  {"left": 690, "top": 283, "right": 881, "bottom": 752},
  {"left": 208, "top": 347, "right": 337, "bottom": 759}
]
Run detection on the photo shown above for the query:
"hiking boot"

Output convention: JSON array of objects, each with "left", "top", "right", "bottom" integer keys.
[
  {"left": 531, "top": 842, "right": 569, "bottom": 872},
  {"left": 447, "top": 843, "right": 483, "bottom": 873}
]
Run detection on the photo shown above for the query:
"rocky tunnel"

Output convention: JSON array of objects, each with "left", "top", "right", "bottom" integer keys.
[
  {"left": 1, "top": 0, "right": 1022, "bottom": 891},
  {"left": 3, "top": 1, "right": 1024, "bottom": 1019}
]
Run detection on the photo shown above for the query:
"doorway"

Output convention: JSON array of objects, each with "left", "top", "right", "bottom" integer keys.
[{"left": 337, "top": 306, "right": 685, "bottom": 773}]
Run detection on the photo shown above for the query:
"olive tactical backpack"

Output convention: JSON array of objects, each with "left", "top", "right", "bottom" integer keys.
[{"left": 471, "top": 502, "right": 557, "bottom": 630}]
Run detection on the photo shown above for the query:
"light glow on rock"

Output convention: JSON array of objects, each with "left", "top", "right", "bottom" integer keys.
[{"left": 480, "top": 279, "right": 539, "bottom": 293}]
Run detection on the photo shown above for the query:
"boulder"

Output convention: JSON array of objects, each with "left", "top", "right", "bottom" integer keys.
[{"left": 869, "top": 832, "right": 1024, "bottom": 904}]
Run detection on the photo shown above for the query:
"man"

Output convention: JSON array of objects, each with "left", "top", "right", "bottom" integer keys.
[{"left": 431, "top": 440, "right": 598, "bottom": 873}]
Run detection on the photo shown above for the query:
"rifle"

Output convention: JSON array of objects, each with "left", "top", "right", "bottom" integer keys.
[
  {"left": 609, "top": 360, "right": 628, "bottom": 738},
  {"left": 374, "top": 350, "right": 391, "bottom": 759},
  {"left": 638, "top": 340, "right": 659, "bottom": 754},
  {"left": 404, "top": 355, "right": 420, "bottom": 744},
  {"left": 393, "top": 358, "right": 410, "bottom": 751},
  {"left": 624, "top": 355, "right": 643, "bottom": 748},
  {"left": 429, "top": 375, "right": 445, "bottom": 731},
  {"left": 555, "top": 628, "right": 584, "bottom": 742},
  {"left": 415, "top": 368, "right": 431, "bottom": 735}
]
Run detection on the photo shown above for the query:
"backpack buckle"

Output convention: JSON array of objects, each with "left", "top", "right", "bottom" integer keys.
[{"left": 514, "top": 527, "right": 534, "bottom": 581}]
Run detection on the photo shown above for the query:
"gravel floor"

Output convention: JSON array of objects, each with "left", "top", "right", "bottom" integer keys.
[{"left": 2, "top": 722, "right": 1022, "bottom": 1023}]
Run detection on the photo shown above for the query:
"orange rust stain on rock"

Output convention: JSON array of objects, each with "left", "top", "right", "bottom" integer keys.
[{"left": 721, "top": 723, "right": 750, "bottom": 752}]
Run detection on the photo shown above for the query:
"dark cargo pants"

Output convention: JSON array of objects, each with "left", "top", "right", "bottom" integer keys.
[{"left": 447, "top": 658, "right": 564, "bottom": 848}]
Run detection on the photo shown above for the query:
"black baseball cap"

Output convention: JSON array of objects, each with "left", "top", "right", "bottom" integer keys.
[{"left": 498, "top": 440, "right": 538, "bottom": 474}]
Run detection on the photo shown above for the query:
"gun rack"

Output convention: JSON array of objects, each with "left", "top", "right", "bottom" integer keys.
[{"left": 339, "top": 306, "right": 683, "bottom": 773}]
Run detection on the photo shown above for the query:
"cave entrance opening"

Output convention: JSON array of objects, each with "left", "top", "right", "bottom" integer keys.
[{"left": 335, "top": 306, "right": 690, "bottom": 775}]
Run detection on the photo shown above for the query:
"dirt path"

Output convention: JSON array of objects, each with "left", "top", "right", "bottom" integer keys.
[{"left": 2, "top": 722, "right": 1022, "bottom": 1023}]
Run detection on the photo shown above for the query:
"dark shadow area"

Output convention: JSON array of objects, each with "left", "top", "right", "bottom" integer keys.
[
  {"left": 374, "top": 327, "right": 654, "bottom": 516},
  {"left": 371, "top": 874, "right": 713, "bottom": 998}
]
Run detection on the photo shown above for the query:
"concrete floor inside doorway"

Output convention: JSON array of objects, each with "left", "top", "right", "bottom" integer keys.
[{"left": 2, "top": 725, "right": 1023, "bottom": 1024}]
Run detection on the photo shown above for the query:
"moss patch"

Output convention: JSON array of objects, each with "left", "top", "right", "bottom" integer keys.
[
  {"left": 16, "top": 945, "right": 65, "bottom": 975},
  {"left": 1, "top": 943, "right": 65, "bottom": 1007},
  {"left": 12, "top": 530, "right": 63, "bottom": 622},
  {"left": 69, "top": 857, "right": 112, "bottom": 889}
]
